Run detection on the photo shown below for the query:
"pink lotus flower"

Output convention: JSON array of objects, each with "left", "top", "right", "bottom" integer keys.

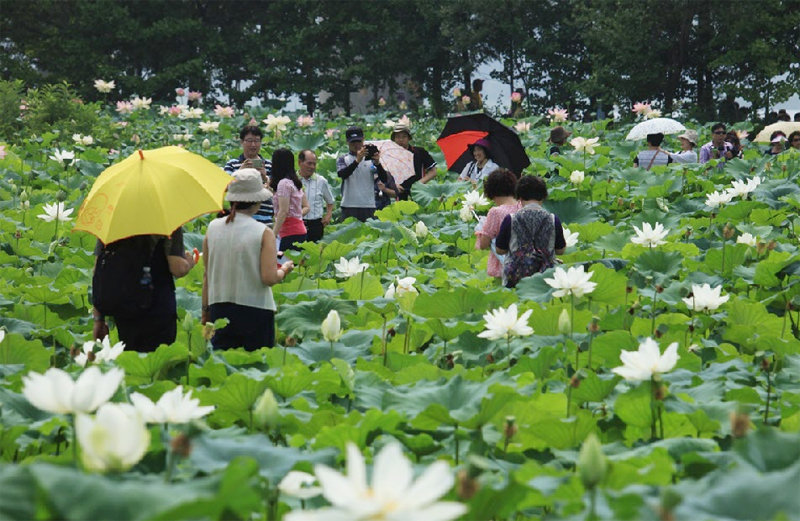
[
  {"left": 168, "top": 105, "right": 183, "bottom": 116},
  {"left": 632, "top": 102, "right": 651, "bottom": 115},
  {"left": 453, "top": 87, "right": 462, "bottom": 98},
  {"left": 0, "top": 144, "right": 6, "bottom": 160},
  {"left": 511, "top": 92, "right": 522, "bottom": 103},
  {"left": 378, "top": 97, "right": 386, "bottom": 107},
  {"left": 115, "top": 101, "right": 134, "bottom": 114},
  {"left": 187, "top": 91, "right": 202, "bottom": 102},
  {"left": 735, "top": 129, "right": 749, "bottom": 139},
  {"left": 325, "top": 128, "right": 337, "bottom": 138},
  {"left": 19, "top": 104, "right": 27, "bottom": 111},
  {"left": 175, "top": 88, "right": 186, "bottom": 96},
  {"left": 296, "top": 115, "right": 314, "bottom": 127},
  {"left": 461, "top": 95, "right": 471, "bottom": 105},
  {"left": 548, "top": 107, "right": 568, "bottom": 123},
  {"left": 514, "top": 121, "right": 530, "bottom": 132},
  {"left": 214, "top": 105, "right": 234, "bottom": 118}
]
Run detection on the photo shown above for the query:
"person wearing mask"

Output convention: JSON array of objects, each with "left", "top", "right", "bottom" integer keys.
[
  {"left": 298, "top": 149, "right": 334, "bottom": 242},
  {"left": 223, "top": 124, "right": 274, "bottom": 224},
  {"left": 270, "top": 148, "right": 309, "bottom": 252},
  {"left": 699, "top": 123, "right": 735, "bottom": 164},
  {"left": 669, "top": 130, "right": 699, "bottom": 163},
  {"left": 495, "top": 176, "right": 566, "bottom": 288},
  {"left": 202, "top": 169, "right": 294, "bottom": 349},
  {"left": 336, "top": 126, "right": 388, "bottom": 222},
  {"left": 389, "top": 123, "right": 437, "bottom": 199},
  {"left": 475, "top": 169, "right": 520, "bottom": 280},
  {"left": 634, "top": 133, "right": 673, "bottom": 170},
  {"left": 458, "top": 138, "right": 499, "bottom": 185}
]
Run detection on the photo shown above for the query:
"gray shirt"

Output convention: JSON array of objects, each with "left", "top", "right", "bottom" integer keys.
[
  {"left": 301, "top": 174, "right": 334, "bottom": 220},
  {"left": 337, "top": 153, "right": 379, "bottom": 208}
]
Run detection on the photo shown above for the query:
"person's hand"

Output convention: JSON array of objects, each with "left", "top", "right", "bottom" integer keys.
[
  {"left": 184, "top": 250, "right": 196, "bottom": 270},
  {"left": 371, "top": 151, "right": 381, "bottom": 165},
  {"left": 377, "top": 180, "right": 386, "bottom": 191},
  {"left": 93, "top": 319, "right": 109, "bottom": 341},
  {"left": 282, "top": 260, "right": 295, "bottom": 275},
  {"left": 724, "top": 150, "right": 734, "bottom": 160},
  {"left": 322, "top": 215, "right": 331, "bottom": 226},
  {"left": 396, "top": 184, "right": 405, "bottom": 194},
  {"left": 356, "top": 147, "right": 367, "bottom": 163}
]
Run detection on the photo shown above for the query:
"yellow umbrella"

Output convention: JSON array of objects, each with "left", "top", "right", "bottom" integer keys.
[
  {"left": 74, "top": 146, "right": 231, "bottom": 244},
  {"left": 753, "top": 122, "right": 800, "bottom": 143}
]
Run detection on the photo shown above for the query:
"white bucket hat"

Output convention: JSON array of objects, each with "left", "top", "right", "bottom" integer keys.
[{"left": 226, "top": 168, "right": 272, "bottom": 202}]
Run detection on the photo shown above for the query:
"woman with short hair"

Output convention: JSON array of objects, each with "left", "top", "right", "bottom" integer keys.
[
  {"left": 634, "top": 133, "right": 673, "bottom": 170},
  {"left": 458, "top": 138, "right": 499, "bottom": 185},
  {"left": 475, "top": 169, "right": 520, "bottom": 280},
  {"left": 669, "top": 130, "right": 699, "bottom": 163}
]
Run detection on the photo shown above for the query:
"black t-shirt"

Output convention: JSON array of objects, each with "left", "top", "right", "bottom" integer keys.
[{"left": 398, "top": 146, "right": 437, "bottom": 198}]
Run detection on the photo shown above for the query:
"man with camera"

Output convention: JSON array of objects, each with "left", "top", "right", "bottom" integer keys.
[
  {"left": 699, "top": 123, "right": 735, "bottom": 166},
  {"left": 336, "top": 126, "right": 388, "bottom": 222},
  {"left": 224, "top": 124, "right": 273, "bottom": 224}
]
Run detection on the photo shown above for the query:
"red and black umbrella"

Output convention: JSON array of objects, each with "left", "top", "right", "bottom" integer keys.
[{"left": 436, "top": 113, "right": 531, "bottom": 175}]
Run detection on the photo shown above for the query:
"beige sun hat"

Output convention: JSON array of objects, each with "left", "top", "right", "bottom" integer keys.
[
  {"left": 226, "top": 168, "right": 271, "bottom": 202},
  {"left": 677, "top": 129, "right": 698, "bottom": 146}
]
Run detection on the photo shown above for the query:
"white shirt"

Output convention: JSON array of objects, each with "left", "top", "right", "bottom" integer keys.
[{"left": 459, "top": 159, "right": 499, "bottom": 183}]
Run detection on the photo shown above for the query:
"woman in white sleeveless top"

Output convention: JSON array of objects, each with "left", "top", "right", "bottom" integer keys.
[{"left": 201, "top": 169, "right": 294, "bottom": 349}]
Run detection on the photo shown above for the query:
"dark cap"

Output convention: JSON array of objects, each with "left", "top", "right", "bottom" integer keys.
[{"left": 346, "top": 126, "right": 364, "bottom": 143}]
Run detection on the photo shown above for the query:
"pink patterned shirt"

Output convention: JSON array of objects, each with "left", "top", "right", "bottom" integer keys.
[{"left": 476, "top": 201, "right": 520, "bottom": 277}]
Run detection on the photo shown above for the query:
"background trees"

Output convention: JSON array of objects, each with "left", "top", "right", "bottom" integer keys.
[{"left": 1, "top": 0, "right": 798, "bottom": 119}]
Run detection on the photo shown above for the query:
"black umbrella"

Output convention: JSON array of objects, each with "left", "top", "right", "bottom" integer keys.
[{"left": 437, "top": 113, "right": 531, "bottom": 175}]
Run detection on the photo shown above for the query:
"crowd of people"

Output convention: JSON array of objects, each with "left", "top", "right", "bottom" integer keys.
[{"left": 90, "top": 114, "right": 799, "bottom": 352}]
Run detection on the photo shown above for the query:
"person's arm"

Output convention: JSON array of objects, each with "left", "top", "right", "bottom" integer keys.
[
  {"left": 301, "top": 192, "right": 310, "bottom": 217},
  {"left": 91, "top": 244, "right": 109, "bottom": 340},
  {"left": 377, "top": 180, "right": 397, "bottom": 198},
  {"left": 321, "top": 180, "right": 334, "bottom": 225},
  {"left": 421, "top": 166, "right": 437, "bottom": 184},
  {"left": 374, "top": 156, "right": 388, "bottom": 183},
  {"left": 166, "top": 230, "right": 195, "bottom": 277},
  {"left": 420, "top": 151, "right": 437, "bottom": 184},
  {"left": 554, "top": 215, "right": 566, "bottom": 255},
  {"left": 260, "top": 227, "right": 294, "bottom": 285},
  {"left": 495, "top": 215, "right": 512, "bottom": 255},
  {"left": 272, "top": 195, "right": 289, "bottom": 236},
  {"left": 337, "top": 150, "right": 365, "bottom": 180},
  {"left": 475, "top": 208, "right": 498, "bottom": 250},
  {"left": 201, "top": 236, "right": 210, "bottom": 324}
]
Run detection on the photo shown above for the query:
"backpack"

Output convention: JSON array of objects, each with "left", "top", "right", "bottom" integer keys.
[
  {"left": 503, "top": 206, "right": 556, "bottom": 288},
  {"left": 92, "top": 236, "right": 162, "bottom": 318}
]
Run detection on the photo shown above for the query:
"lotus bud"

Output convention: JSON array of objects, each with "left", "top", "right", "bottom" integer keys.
[
  {"left": 170, "top": 432, "right": 192, "bottom": 457},
  {"left": 253, "top": 388, "right": 280, "bottom": 430},
  {"left": 414, "top": 221, "right": 429, "bottom": 239},
  {"left": 760, "top": 357, "right": 771, "bottom": 372},
  {"left": 321, "top": 310, "right": 343, "bottom": 342},
  {"left": 588, "top": 317, "right": 600, "bottom": 334},
  {"left": 722, "top": 224, "right": 735, "bottom": 240},
  {"left": 503, "top": 416, "right": 517, "bottom": 442},
  {"left": 570, "top": 374, "right": 581, "bottom": 388},
  {"left": 202, "top": 138, "right": 211, "bottom": 149},
  {"left": 14, "top": 230, "right": 21, "bottom": 239},
  {"left": 558, "top": 309, "right": 571, "bottom": 336},
  {"left": 131, "top": 134, "right": 140, "bottom": 144},
  {"left": 284, "top": 335, "right": 297, "bottom": 347},
  {"left": 56, "top": 190, "right": 67, "bottom": 202},
  {"left": 730, "top": 409, "right": 750, "bottom": 438},
  {"left": 578, "top": 433, "right": 607, "bottom": 490},
  {"left": 19, "top": 189, "right": 29, "bottom": 202}
]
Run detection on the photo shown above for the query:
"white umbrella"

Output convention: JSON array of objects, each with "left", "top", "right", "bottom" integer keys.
[
  {"left": 626, "top": 118, "right": 686, "bottom": 141},
  {"left": 365, "top": 139, "right": 415, "bottom": 185},
  {"left": 753, "top": 122, "right": 800, "bottom": 143}
]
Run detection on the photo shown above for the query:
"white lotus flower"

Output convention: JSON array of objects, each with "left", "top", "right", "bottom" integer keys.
[
  {"left": 198, "top": 121, "right": 220, "bottom": 133},
  {"left": 728, "top": 176, "right": 761, "bottom": 198},
  {"left": 50, "top": 149, "right": 76, "bottom": 165},
  {"left": 182, "top": 107, "right": 204, "bottom": 119},
  {"left": 459, "top": 204, "right": 474, "bottom": 222},
  {"left": 264, "top": 114, "right": 291, "bottom": 135},
  {"left": 72, "top": 134, "right": 94, "bottom": 146},
  {"left": 644, "top": 108, "right": 662, "bottom": 119},
  {"left": 321, "top": 310, "right": 343, "bottom": 342},
  {"left": 548, "top": 107, "right": 568, "bottom": 122},
  {"left": 737, "top": 233, "right": 757, "bottom": 247},
  {"left": 37, "top": 202, "right": 74, "bottom": 223},
  {"left": 129, "top": 385, "right": 214, "bottom": 424},
  {"left": 75, "top": 336, "right": 126, "bottom": 367},
  {"left": 514, "top": 121, "right": 531, "bottom": 132},
  {"left": 214, "top": 105, "right": 235, "bottom": 118},
  {"left": 284, "top": 442, "right": 466, "bottom": 521},
  {"left": 93, "top": 79, "right": 115, "bottom": 93},
  {"left": 681, "top": 283, "right": 730, "bottom": 312},
  {"left": 22, "top": 366, "right": 124, "bottom": 415},
  {"left": 130, "top": 96, "right": 152, "bottom": 110},
  {"left": 612, "top": 337, "right": 679, "bottom": 382},
  {"left": 383, "top": 119, "right": 397, "bottom": 129},
  {"left": 705, "top": 190, "right": 733, "bottom": 208},
  {"left": 463, "top": 190, "right": 490, "bottom": 208},
  {"left": 334, "top": 256, "right": 369, "bottom": 278},
  {"left": 279, "top": 471, "right": 323, "bottom": 500},
  {"left": 563, "top": 227, "right": 579, "bottom": 248},
  {"left": 414, "top": 221, "right": 429, "bottom": 239},
  {"left": 477, "top": 303, "right": 534, "bottom": 341},
  {"left": 570, "top": 136, "right": 600, "bottom": 155},
  {"left": 544, "top": 265, "right": 597, "bottom": 298},
  {"left": 570, "top": 170, "right": 585, "bottom": 185},
  {"left": 76, "top": 403, "right": 149, "bottom": 473},
  {"left": 384, "top": 276, "right": 418, "bottom": 299},
  {"left": 631, "top": 222, "right": 669, "bottom": 247},
  {"left": 0, "top": 330, "right": 4, "bottom": 343}
]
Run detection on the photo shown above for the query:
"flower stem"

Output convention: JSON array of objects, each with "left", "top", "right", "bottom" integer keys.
[
  {"left": 71, "top": 413, "right": 78, "bottom": 467},
  {"left": 381, "top": 315, "right": 388, "bottom": 367},
  {"left": 650, "top": 378, "right": 658, "bottom": 440}
]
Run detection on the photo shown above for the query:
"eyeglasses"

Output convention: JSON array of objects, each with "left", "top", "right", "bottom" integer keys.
[
  {"left": 712, "top": 131, "right": 726, "bottom": 135},
  {"left": 243, "top": 139, "right": 262, "bottom": 144}
]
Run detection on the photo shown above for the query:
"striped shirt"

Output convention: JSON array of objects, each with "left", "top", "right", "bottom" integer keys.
[
  {"left": 223, "top": 154, "right": 274, "bottom": 224},
  {"left": 301, "top": 173, "right": 334, "bottom": 220}
]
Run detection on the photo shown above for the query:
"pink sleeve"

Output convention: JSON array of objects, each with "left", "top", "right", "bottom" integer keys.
[
  {"left": 477, "top": 207, "right": 503, "bottom": 238},
  {"left": 276, "top": 178, "right": 293, "bottom": 198}
]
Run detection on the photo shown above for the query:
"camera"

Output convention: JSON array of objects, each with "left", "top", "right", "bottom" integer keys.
[
  {"left": 364, "top": 143, "right": 379, "bottom": 160},
  {"left": 250, "top": 158, "right": 263, "bottom": 170}
]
